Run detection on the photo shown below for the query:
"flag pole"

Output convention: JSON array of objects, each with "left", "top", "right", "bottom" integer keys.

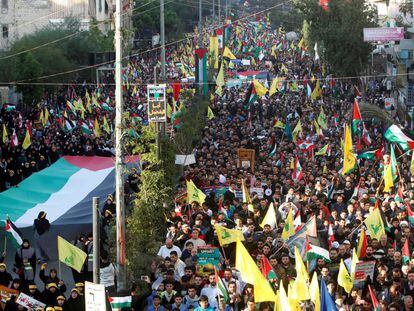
[
  {"left": 3, "top": 235, "right": 6, "bottom": 255},
  {"left": 57, "top": 236, "right": 61, "bottom": 280},
  {"left": 4, "top": 215, "right": 8, "bottom": 255}
]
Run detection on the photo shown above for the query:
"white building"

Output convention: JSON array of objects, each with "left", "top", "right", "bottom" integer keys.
[
  {"left": 0, "top": 0, "right": 116, "bottom": 50},
  {"left": 368, "top": 0, "right": 413, "bottom": 27}
]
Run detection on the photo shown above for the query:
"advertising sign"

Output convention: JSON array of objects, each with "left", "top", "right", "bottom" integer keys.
[
  {"left": 147, "top": 84, "right": 166, "bottom": 122},
  {"left": 363, "top": 27, "right": 404, "bottom": 42}
]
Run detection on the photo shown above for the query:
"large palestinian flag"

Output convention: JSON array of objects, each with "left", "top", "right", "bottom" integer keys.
[{"left": 0, "top": 156, "right": 138, "bottom": 228}]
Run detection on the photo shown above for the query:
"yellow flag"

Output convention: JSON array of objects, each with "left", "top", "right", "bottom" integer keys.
[
  {"left": 275, "top": 280, "right": 289, "bottom": 311},
  {"left": 351, "top": 248, "right": 359, "bottom": 281},
  {"left": 342, "top": 124, "right": 356, "bottom": 175},
  {"left": 103, "top": 116, "right": 111, "bottom": 134},
  {"left": 209, "top": 36, "right": 219, "bottom": 69},
  {"left": 207, "top": 106, "right": 215, "bottom": 120},
  {"left": 216, "top": 63, "right": 225, "bottom": 89},
  {"left": 281, "top": 64, "right": 288, "bottom": 74},
  {"left": 186, "top": 180, "right": 206, "bottom": 204},
  {"left": 364, "top": 208, "right": 385, "bottom": 240},
  {"left": 43, "top": 108, "right": 49, "bottom": 127},
  {"left": 411, "top": 150, "right": 414, "bottom": 176},
  {"left": 313, "top": 119, "right": 320, "bottom": 135},
  {"left": 39, "top": 110, "right": 44, "bottom": 125},
  {"left": 86, "top": 92, "right": 92, "bottom": 113},
  {"left": 338, "top": 259, "right": 353, "bottom": 293},
  {"left": 235, "top": 240, "right": 277, "bottom": 302},
  {"left": 260, "top": 203, "right": 277, "bottom": 229},
  {"left": 94, "top": 118, "right": 101, "bottom": 137},
  {"left": 357, "top": 228, "right": 366, "bottom": 259},
  {"left": 242, "top": 179, "right": 254, "bottom": 213},
  {"left": 310, "top": 273, "right": 320, "bottom": 311},
  {"left": 57, "top": 236, "right": 87, "bottom": 273},
  {"left": 22, "top": 130, "right": 31, "bottom": 150},
  {"left": 269, "top": 77, "right": 280, "bottom": 97},
  {"left": 253, "top": 79, "right": 268, "bottom": 97},
  {"left": 291, "top": 247, "right": 310, "bottom": 301},
  {"left": 274, "top": 120, "right": 285, "bottom": 129},
  {"left": 214, "top": 224, "right": 245, "bottom": 246},
  {"left": 223, "top": 46, "right": 236, "bottom": 60},
  {"left": 383, "top": 164, "right": 394, "bottom": 192},
  {"left": 298, "top": 38, "right": 304, "bottom": 49},
  {"left": 292, "top": 120, "right": 302, "bottom": 142},
  {"left": 294, "top": 246, "right": 309, "bottom": 281},
  {"left": 317, "top": 107, "right": 328, "bottom": 130},
  {"left": 281, "top": 210, "right": 295, "bottom": 241},
  {"left": 2, "top": 124, "right": 7, "bottom": 144}
]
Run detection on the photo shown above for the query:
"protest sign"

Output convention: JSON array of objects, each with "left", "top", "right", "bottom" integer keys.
[
  {"left": 85, "top": 281, "right": 107, "bottom": 311},
  {"left": 196, "top": 246, "right": 221, "bottom": 276},
  {"left": 353, "top": 261, "right": 376, "bottom": 288},
  {"left": 16, "top": 292, "right": 45, "bottom": 310}
]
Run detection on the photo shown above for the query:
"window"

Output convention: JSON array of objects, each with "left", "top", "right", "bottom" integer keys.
[
  {"left": 2, "top": 25, "right": 8, "bottom": 39},
  {"left": 1, "top": 0, "right": 7, "bottom": 10}
]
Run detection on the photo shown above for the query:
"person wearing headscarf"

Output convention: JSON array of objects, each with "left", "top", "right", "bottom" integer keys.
[
  {"left": 33, "top": 211, "right": 50, "bottom": 264},
  {"left": 14, "top": 239, "right": 36, "bottom": 285},
  {"left": 39, "top": 263, "right": 67, "bottom": 293},
  {"left": 41, "top": 283, "right": 61, "bottom": 306},
  {"left": 0, "top": 263, "right": 12, "bottom": 287},
  {"left": 65, "top": 288, "right": 84, "bottom": 311}
]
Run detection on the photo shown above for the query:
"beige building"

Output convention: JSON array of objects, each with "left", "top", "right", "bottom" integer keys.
[{"left": 0, "top": 0, "right": 118, "bottom": 50}]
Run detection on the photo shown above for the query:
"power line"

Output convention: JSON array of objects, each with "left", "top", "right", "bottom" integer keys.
[
  {"left": 0, "top": 71, "right": 401, "bottom": 87},
  {"left": 0, "top": 0, "right": 162, "bottom": 61},
  {"left": 14, "top": 0, "right": 292, "bottom": 83}
]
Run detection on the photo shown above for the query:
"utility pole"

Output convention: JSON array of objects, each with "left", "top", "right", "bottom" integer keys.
[
  {"left": 218, "top": 0, "right": 221, "bottom": 22},
  {"left": 212, "top": 0, "right": 215, "bottom": 23},
  {"left": 199, "top": 0, "right": 202, "bottom": 48},
  {"left": 92, "top": 197, "right": 100, "bottom": 284},
  {"left": 115, "top": 0, "right": 126, "bottom": 291},
  {"left": 160, "top": 0, "right": 166, "bottom": 80},
  {"left": 154, "top": 67, "right": 161, "bottom": 161},
  {"left": 225, "top": 0, "right": 228, "bottom": 19}
]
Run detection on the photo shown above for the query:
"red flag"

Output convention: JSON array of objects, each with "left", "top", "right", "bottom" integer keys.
[
  {"left": 375, "top": 143, "right": 384, "bottom": 160},
  {"left": 260, "top": 256, "right": 277, "bottom": 280},
  {"left": 353, "top": 99, "right": 362, "bottom": 121},
  {"left": 319, "top": 0, "right": 330, "bottom": 11},
  {"left": 368, "top": 285, "right": 379, "bottom": 310},
  {"left": 402, "top": 239, "right": 410, "bottom": 264},
  {"left": 172, "top": 83, "right": 181, "bottom": 102},
  {"left": 357, "top": 228, "right": 367, "bottom": 258}
]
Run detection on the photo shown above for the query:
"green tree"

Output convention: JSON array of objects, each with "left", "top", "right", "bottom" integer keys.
[
  {"left": 295, "top": 0, "right": 377, "bottom": 76},
  {"left": 0, "top": 17, "right": 114, "bottom": 103},
  {"left": 15, "top": 52, "right": 43, "bottom": 104}
]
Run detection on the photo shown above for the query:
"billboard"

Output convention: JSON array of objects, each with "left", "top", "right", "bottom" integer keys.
[
  {"left": 147, "top": 84, "right": 166, "bottom": 123},
  {"left": 363, "top": 27, "right": 404, "bottom": 42}
]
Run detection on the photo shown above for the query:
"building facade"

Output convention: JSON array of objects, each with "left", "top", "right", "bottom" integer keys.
[{"left": 0, "top": 0, "right": 114, "bottom": 50}]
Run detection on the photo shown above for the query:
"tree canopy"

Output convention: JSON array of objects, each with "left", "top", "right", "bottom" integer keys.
[
  {"left": 295, "top": 0, "right": 377, "bottom": 76},
  {"left": 0, "top": 17, "right": 114, "bottom": 104}
]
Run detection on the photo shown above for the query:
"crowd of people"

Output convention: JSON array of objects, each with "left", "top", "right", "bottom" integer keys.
[
  {"left": 1, "top": 1, "right": 414, "bottom": 311},
  {"left": 144, "top": 15, "right": 414, "bottom": 311}
]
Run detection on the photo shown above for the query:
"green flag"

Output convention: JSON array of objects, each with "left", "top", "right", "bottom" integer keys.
[{"left": 57, "top": 236, "right": 87, "bottom": 273}]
